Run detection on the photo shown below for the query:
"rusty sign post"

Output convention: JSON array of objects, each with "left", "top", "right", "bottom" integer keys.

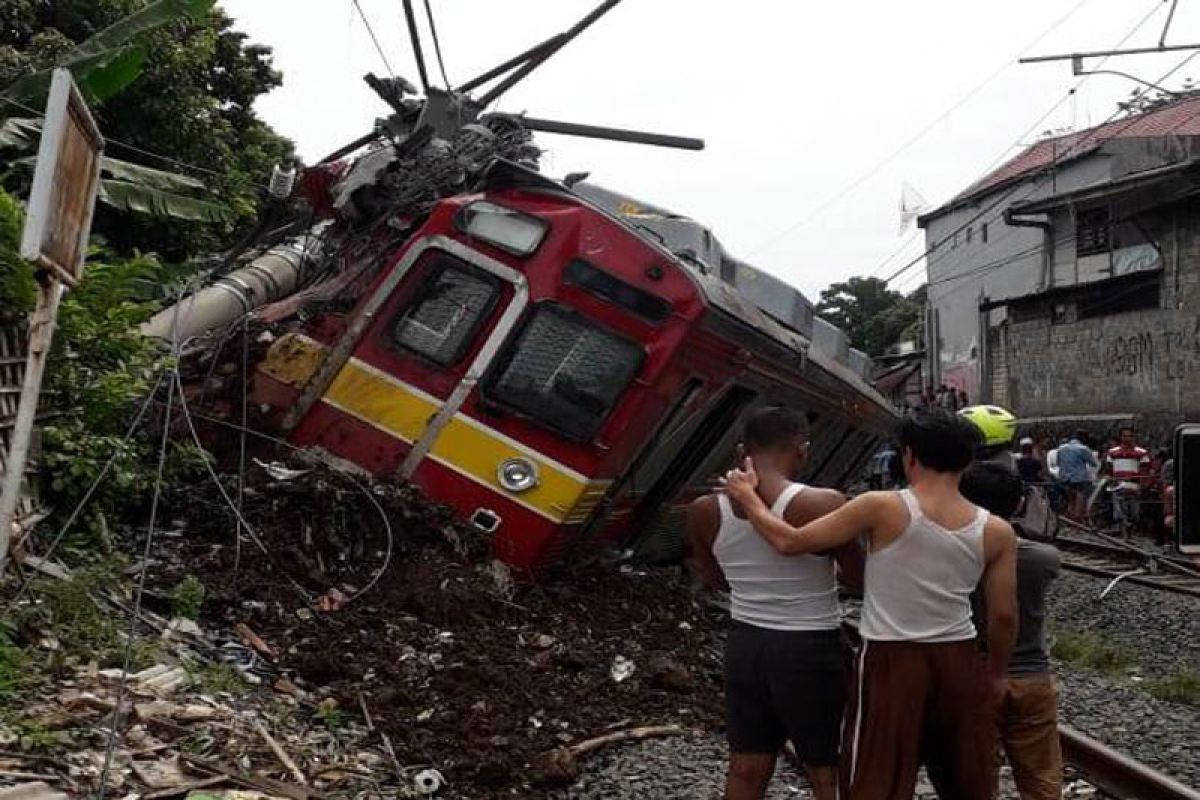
[{"left": 0, "top": 69, "right": 104, "bottom": 570}]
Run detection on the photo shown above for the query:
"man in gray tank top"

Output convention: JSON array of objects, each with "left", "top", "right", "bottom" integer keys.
[
  {"left": 688, "top": 407, "right": 864, "bottom": 800},
  {"left": 725, "top": 409, "right": 1018, "bottom": 800},
  {"left": 960, "top": 462, "right": 1062, "bottom": 800}
]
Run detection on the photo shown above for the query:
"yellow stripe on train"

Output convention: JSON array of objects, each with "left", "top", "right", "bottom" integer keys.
[{"left": 262, "top": 333, "right": 609, "bottom": 524}]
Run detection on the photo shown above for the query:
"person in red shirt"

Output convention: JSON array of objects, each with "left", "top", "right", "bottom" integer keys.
[{"left": 1105, "top": 427, "right": 1151, "bottom": 535}]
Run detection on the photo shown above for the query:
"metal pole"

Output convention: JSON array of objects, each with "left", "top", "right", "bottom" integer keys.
[
  {"left": 476, "top": 0, "right": 623, "bottom": 107},
  {"left": 1161, "top": 0, "right": 1180, "bottom": 48},
  {"left": 401, "top": 0, "right": 430, "bottom": 93},
  {"left": 0, "top": 279, "right": 63, "bottom": 570},
  {"left": 457, "top": 35, "right": 566, "bottom": 94},
  {"left": 518, "top": 116, "right": 705, "bottom": 150},
  {"left": 1020, "top": 43, "right": 1200, "bottom": 63}
]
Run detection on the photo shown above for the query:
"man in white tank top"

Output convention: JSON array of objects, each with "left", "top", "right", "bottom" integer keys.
[
  {"left": 688, "top": 407, "right": 863, "bottom": 800},
  {"left": 725, "top": 409, "right": 1018, "bottom": 800}
]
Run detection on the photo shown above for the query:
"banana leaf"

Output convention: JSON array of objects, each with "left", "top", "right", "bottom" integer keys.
[
  {"left": 0, "top": 118, "right": 41, "bottom": 149},
  {"left": 101, "top": 157, "right": 205, "bottom": 192},
  {"left": 99, "top": 180, "right": 230, "bottom": 224},
  {"left": 66, "top": 0, "right": 215, "bottom": 61}
]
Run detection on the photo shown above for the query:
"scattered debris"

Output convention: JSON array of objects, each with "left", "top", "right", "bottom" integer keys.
[
  {"left": 533, "top": 724, "right": 689, "bottom": 785},
  {"left": 610, "top": 655, "right": 636, "bottom": 683},
  {"left": 412, "top": 768, "right": 445, "bottom": 795}
]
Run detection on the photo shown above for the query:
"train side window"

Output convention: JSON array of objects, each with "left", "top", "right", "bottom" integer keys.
[
  {"left": 391, "top": 254, "right": 500, "bottom": 366},
  {"left": 563, "top": 260, "right": 670, "bottom": 323},
  {"left": 486, "top": 304, "right": 644, "bottom": 441}
]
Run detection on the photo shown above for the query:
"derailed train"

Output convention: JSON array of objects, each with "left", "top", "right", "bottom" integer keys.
[{"left": 156, "top": 161, "right": 897, "bottom": 573}]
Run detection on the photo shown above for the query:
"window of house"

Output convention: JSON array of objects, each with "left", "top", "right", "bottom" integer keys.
[
  {"left": 1077, "top": 271, "right": 1161, "bottom": 319},
  {"left": 966, "top": 226, "right": 973, "bottom": 244},
  {"left": 485, "top": 304, "right": 645, "bottom": 441},
  {"left": 1076, "top": 207, "right": 1111, "bottom": 257},
  {"left": 981, "top": 223, "right": 989, "bottom": 243},
  {"left": 1051, "top": 302, "right": 1070, "bottom": 325},
  {"left": 391, "top": 254, "right": 501, "bottom": 365}
]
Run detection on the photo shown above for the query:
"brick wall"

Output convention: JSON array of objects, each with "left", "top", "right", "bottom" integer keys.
[{"left": 999, "top": 197, "right": 1200, "bottom": 441}]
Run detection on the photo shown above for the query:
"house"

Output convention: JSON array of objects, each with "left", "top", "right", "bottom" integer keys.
[
  {"left": 918, "top": 95, "right": 1200, "bottom": 426},
  {"left": 873, "top": 340, "right": 927, "bottom": 411},
  {"left": 920, "top": 96, "right": 1200, "bottom": 438}
]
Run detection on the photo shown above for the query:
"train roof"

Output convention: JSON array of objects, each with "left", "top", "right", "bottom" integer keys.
[{"left": 478, "top": 163, "right": 891, "bottom": 417}]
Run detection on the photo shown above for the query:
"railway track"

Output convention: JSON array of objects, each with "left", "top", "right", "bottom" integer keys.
[
  {"left": 1047, "top": 518, "right": 1200, "bottom": 599},
  {"left": 838, "top": 618, "right": 1199, "bottom": 798}
]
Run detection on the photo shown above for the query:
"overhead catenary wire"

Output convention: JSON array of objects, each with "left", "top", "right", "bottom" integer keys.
[
  {"left": 350, "top": 0, "right": 397, "bottom": 79},
  {"left": 883, "top": 3, "right": 1197, "bottom": 289},
  {"left": 749, "top": 0, "right": 1103, "bottom": 256},
  {"left": 423, "top": 0, "right": 452, "bottom": 89}
]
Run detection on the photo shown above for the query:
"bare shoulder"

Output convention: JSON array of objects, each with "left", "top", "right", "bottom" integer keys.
[
  {"left": 786, "top": 486, "right": 846, "bottom": 525},
  {"left": 983, "top": 514, "right": 1017, "bottom": 558},
  {"left": 686, "top": 494, "right": 722, "bottom": 529}
]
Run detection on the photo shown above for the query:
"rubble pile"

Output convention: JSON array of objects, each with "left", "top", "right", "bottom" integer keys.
[{"left": 1, "top": 457, "right": 726, "bottom": 799}]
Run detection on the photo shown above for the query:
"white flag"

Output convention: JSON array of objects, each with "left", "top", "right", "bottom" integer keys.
[{"left": 898, "top": 181, "right": 929, "bottom": 236}]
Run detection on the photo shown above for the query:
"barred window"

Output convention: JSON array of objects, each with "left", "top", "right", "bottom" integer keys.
[
  {"left": 487, "top": 305, "right": 644, "bottom": 440},
  {"left": 391, "top": 255, "right": 500, "bottom": 365}
]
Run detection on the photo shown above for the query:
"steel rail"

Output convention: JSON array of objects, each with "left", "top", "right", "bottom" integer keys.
[{"left": 1060, "top": 724, "right": 1200, "bottom": 800}]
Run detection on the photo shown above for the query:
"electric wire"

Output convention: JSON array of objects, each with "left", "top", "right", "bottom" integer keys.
[
  {"left": 749, "top": 0, "right": 1103, "bottom": 255},
  {"left": 350, "top": 0, "right": 397, "bottom": 78},
  {"left": 423, "top": 0, "right": 452, "bottom": 89}
]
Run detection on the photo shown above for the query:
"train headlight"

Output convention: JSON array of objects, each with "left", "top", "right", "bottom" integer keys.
[
  {"left": 455, "top": 201, "right": 547, "bottom": 256},
  {"left": 497, "top": 457, "right": 539, "bottom": 493}
]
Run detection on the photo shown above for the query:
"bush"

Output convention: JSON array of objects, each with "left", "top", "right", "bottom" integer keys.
[
  {"left": 1051, "top": 628, "right": 1135, "bottom": 676},
  {"left": 1146, "top": 670, "right": 1200, "bottom": 706},
  {"left": 0, "top": 187, "right": 35, "bottom": 316},
  {"left": 170, "top": 574, "right": 204, "bottom": 620}
]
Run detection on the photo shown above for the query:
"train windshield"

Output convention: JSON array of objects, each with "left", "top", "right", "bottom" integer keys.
[
  {"left": 392, "top": 254, "right": 501, "bottom": 365},
  {"left": 487, "top": 304, "right": 643, "bottom": 440}
]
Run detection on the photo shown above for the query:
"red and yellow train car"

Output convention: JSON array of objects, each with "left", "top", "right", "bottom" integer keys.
[{"left": 253, "top": 162, "right": 897, "bottom": 573}]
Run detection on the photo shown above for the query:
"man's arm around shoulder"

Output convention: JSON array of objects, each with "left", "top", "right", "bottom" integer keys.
[
  {"left": 787, "top": 488, "right": 864, "bottom": 594},
  {"left": 686, "top": 495, "right": 728, "bottom": 592}
]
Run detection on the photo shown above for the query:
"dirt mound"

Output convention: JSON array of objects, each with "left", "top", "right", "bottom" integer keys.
[{"left": 146, "top": 457, "right": 726, "bottom": 797}]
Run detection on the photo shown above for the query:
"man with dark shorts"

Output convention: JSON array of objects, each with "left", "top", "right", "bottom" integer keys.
[
  {"left": 688, "top": 406, "right": 863, "bottom": 800},
  {"left": 1057, "top": 430, "right": 1098, "bottom": 521},
  {"left": 725, "top": 409, "right": 1017, "bottom": 800}
]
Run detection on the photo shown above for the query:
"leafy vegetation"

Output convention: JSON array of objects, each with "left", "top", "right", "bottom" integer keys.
[
  {"left": 191, "top": 661, "right": 246, "bottom": 695},
  {"left": 1050, "top": 628, "right": 1136, "bottom": 676},
  {"left": 0, "top": 0, "right": 292, "bottom": 259},
  {"left": 170, "top": 574, "right": 204, "bottom": 620},
  {"left": 0, "top": 185, "right": 34, "bottom": 315},
  {"left": 816, "top": 277, "right": 926, "bottom": 357},
  {"left": 1146, "top": 670, "right": 1200, "bottom": 707}
]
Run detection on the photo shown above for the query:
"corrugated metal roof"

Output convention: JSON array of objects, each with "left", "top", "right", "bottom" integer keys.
[{"left": 929, "top": 95, "right": 1200, "bottom": 217}]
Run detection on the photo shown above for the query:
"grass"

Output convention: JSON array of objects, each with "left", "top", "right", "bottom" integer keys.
[
  {"left": 1050, "top": 628, "right": 1136, "bottom": 676},
  {"left": 1146, "top": 670, "right": 1200, "bottom": 706},
  {"left": 191, "top": 662, "right": 247, "bottom": 695},
  {"left": 170, "top": 575, "right": 205, "bottom": 620}
]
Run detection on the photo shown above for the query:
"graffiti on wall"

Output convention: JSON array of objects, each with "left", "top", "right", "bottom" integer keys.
[
  {"left": 1106, "top": 331, "right": 1155, "bottom": 376},
  {"left": 1104, "top": 317, "right": 1200, "bottom": 380}
]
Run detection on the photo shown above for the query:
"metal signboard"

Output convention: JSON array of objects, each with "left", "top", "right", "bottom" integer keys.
[{"left": 19, "top": 68, "right": 104, "bottom": 285}]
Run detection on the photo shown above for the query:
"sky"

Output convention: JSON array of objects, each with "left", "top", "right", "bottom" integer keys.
[{"left": 219, "top": 0, "right": 1200, "bottom": 301}]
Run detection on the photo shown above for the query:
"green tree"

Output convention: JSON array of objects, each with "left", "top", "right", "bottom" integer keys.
[
  {"left": 816, "top": 276, "right": 925, "bottom": 357},
  {"left": 0, "top": 0, "right": 293, "bottom": 260}
]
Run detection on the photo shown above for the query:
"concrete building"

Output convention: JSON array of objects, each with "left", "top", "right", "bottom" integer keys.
[{"left": 918, "top": 96, "right": 1200, "bottom": 414}]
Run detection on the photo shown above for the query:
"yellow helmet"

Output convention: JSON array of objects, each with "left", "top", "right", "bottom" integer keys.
[{"left": 958, "top": 404, "right": 1017, "bottom": 448}]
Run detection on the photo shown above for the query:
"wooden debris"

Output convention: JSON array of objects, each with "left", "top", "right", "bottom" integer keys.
[
  {"left": 179, "top": 754, "right": 328, "bottom": 800},
  {"left": 0, "top": 783, "right": 69, "bottom": 800},
  {"left": 234, "top": 623, "right": 275, "bottom": 658},
  {"left": 533, "top": 724, "right": 689, "bottom": 785},
  {"left": 251, "top": 719, "right": 307, "bottom": 786}
]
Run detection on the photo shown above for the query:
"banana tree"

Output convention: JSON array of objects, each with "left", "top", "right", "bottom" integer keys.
[{"left": 0, "top": 0, "right": 230, "bottom": 224}]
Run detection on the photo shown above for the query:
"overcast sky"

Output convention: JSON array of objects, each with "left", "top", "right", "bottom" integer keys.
[{"left": 219, "top": 0, "right": 1200, "bottom": 300}]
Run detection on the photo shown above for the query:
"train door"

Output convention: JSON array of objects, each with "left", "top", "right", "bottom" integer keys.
[
  {"left": 623, "top": 385, "right": 758, "bottom": 561},
  {"left": 289, "top": 236, "right": 528, "bottom": 477}
]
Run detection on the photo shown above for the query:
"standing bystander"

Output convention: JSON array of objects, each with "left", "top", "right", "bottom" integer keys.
[
  {"left": 961, "top": 463, "right": 1062, "bottom": 800},
  {"left": 724, "top": 409, "right": 1017, "bottom": 800},
  {"left": 1056, "top": 431, "right": 1097, "bottom": 521},
  {"left": 688, "top": 407, "right": 863, "bottom": 800},
  {"left": 1105, "top": 427, "right": 1151, "bottom": 535}
]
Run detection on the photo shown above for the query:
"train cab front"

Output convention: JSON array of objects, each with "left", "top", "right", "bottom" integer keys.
[{"left": 253, "top": 181, "right": 702, "bottom": 574}]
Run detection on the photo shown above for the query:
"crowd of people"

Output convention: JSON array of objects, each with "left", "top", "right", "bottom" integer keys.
[
  {"left": 688, "top": 404, "right": 1059, "bottom": 800},
  {"left": 1015, "top": 426, "right": 1174, "bottom": 543}
]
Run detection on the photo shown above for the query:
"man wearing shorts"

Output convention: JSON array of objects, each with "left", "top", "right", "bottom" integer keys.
[
  {"left": 725, "top": 409, "right": 1017, "bottom": 800},
  {"left": 1057, "top": 430, "right": 1098, "bottom": 521},
  {"left": 688, "top": 406, "right": 863, "bottom": 800}
]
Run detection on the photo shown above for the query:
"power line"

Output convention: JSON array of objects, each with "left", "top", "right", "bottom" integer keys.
[
  {"left": 423, "top": 0, "right": 452, "bottom": 89},
  {"left": 749, "top": 0, "right": 1100, "bottom": 256},
  {"left": 350, "top": 0, "right": 397, "bottom": 79},
  {"left": 0, "top": 95, "right": 270, "bottom": 191}
]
